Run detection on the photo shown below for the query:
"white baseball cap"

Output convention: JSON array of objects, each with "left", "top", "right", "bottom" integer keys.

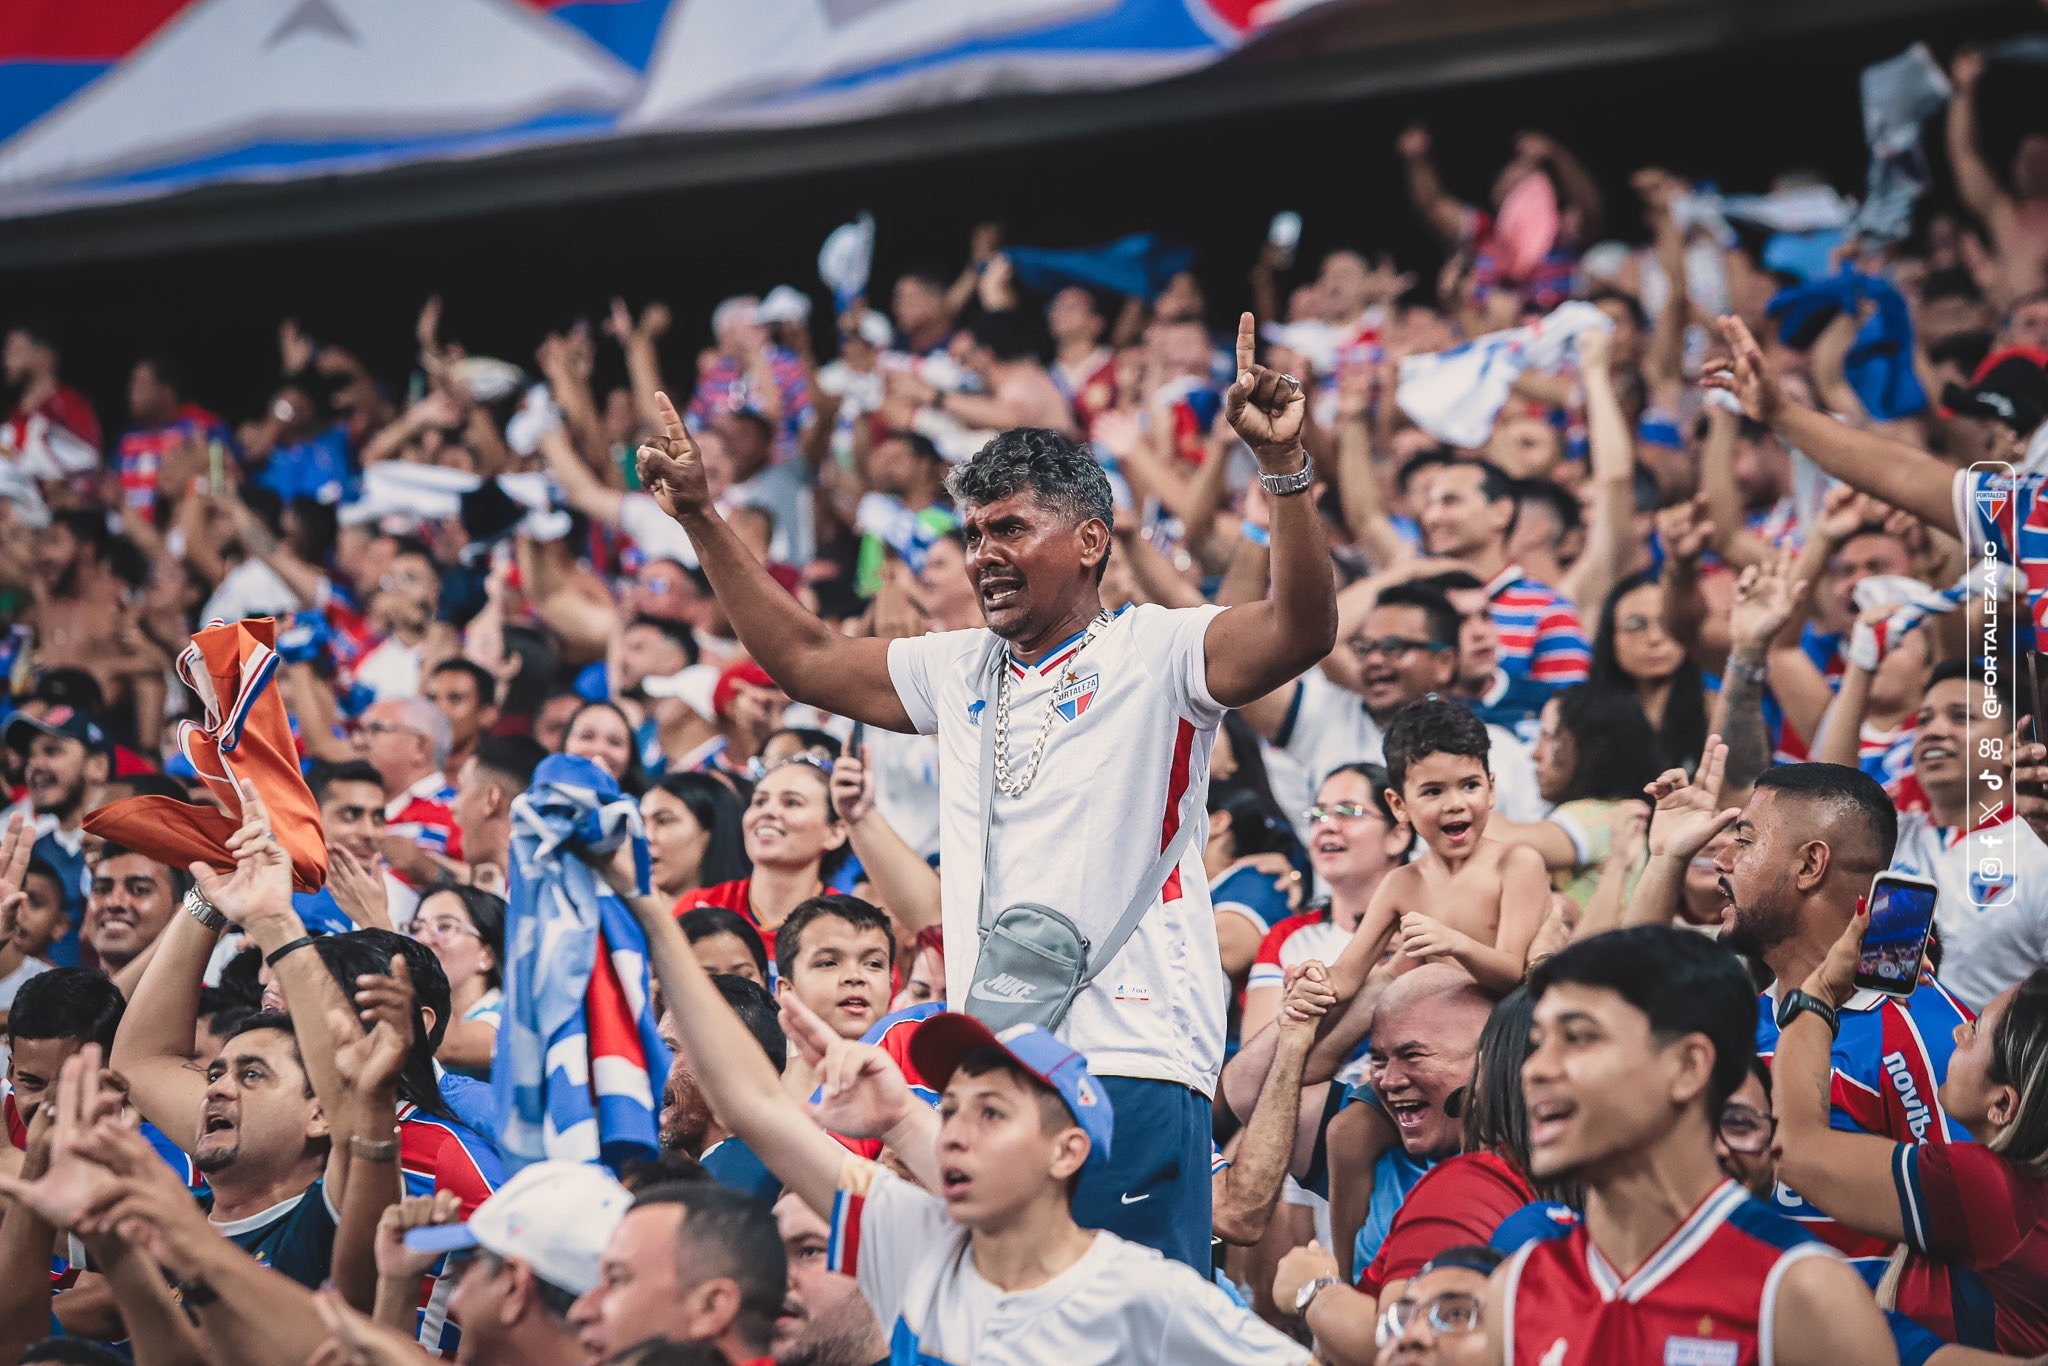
[{"left": 404, "top": 1160, "right": 631, "bottom": 1296}]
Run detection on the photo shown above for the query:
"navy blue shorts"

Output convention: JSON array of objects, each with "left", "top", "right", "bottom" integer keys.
[{"left": 1072, "top": 1076, "right": 1212, "bottom": 1271}]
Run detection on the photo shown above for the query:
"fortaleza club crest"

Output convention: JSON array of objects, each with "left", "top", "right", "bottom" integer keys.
[{"left": 1053, "top": 669, "right": 1099, "bottom": 722}]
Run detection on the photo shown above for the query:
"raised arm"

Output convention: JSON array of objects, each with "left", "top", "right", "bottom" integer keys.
[
  {"left": 1946, "top": 51, "right": 2004, "bottom": 224},
  {"left": 829, "top": 747, "right": 940, "bottom": 937},
  {"left": 1203, "top": 314, "right": 1339, "bottom": 707},
  {"left": 108, "top": 911, "right": 216, "bottom": 1152},
  {"left": 1562, "top": 328, "right": 1637, "bottom": 619},
  {"left": 1212, "top": 963, "right": 1332, "bottom": 1246},
  {"left": 1399, "top": 126, "right": 1468, "bottom": 244},
  {"left": 638, "top": 392, "right": 913, "bottom": 731},
  {"left": 1772, "top": 911, "right": 1910, "bottom": 1247},
  {"left": 1625, "top": 740, "right": 1740, "bottom": 930},
  {"left": 1705, "top": 317, "right": 1957, "bottom": 533},
  {"left": 621, "top": 869, "right": 856, "bottom": 1218}
]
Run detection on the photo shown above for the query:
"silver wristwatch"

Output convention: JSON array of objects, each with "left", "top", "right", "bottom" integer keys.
[
  {"left": 182, "top": 887, "right": 227, "bottom": 933},
  {"left": 1294, "top": 1274, "right": 1342, "bottom": 1319},
  {"left": 1258, "top": 450, "right": 1314, "bottom": 497}
]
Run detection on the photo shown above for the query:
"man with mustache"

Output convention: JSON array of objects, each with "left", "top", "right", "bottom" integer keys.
[{"left": 634, "top": 313, "right": 1337, "bottom": 1266}]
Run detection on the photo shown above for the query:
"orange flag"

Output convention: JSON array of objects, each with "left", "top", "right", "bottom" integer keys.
[{"left": 85, "top": 618, "right": 328, "bottom": 892}]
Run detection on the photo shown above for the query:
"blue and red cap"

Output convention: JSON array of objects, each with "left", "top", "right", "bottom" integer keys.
[{"left": 909, "top": 1012, "right": 1114, "bottom": 1167}]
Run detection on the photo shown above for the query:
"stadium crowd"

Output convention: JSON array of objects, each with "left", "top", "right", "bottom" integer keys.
[{"left": 2, "top": 26, "right": 2048, "bottom": 1366}]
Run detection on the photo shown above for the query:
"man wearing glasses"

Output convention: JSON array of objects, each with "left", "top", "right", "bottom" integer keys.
[
  {"left": 1379, "top": 1246, "right": 1500, "bottom": 1366},
  {"left": 1240, "top": 582, "right": 1546, "bottom": 825}
]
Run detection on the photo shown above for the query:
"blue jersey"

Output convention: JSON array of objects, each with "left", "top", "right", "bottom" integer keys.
[
  {"left": 702, "top": 1136, "right": 782, "bottom": 1204},
  {"left": 201, "top": 1179, "right": 336, "bottom": 1289},
  {"left": 1755, "top": 981, "right": 1971, "bottom": 1269},
  {"left": 30, "top": 831, "right": 86, "bottom": 967},
  {"left": 1210, "top": 865, "right": 1292, "bottom": 940}
]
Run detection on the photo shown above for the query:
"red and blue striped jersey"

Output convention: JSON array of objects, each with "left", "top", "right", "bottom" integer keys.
[
  {"left": 1755, "top": 982, "right": 1971, "bottom": 1269},
  {"left": 1484, "top": 565, "right": 1590, "bottom": 688},
  {"left": 1893, "top": 1138, "right": 2048, "bottom": 1353},
  {"left": 1501, "top": 1179, "right": 1835, "bottom": 1366},
  {"left": 398, "top": 1103, "right": 504, "bottom": 1356}
]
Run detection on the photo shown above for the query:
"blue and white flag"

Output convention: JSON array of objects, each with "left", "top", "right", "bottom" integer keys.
[
  {"left": 1396, "top": 301, "right": 1613, "bottom": 450},
  {"left": 495, "top": 754, "right": 670, "bottom": 1177}
]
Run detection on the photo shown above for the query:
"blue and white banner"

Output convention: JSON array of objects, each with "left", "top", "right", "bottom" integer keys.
[{"left": 0, "top": 0, "right": 1342, "bottom": 221}]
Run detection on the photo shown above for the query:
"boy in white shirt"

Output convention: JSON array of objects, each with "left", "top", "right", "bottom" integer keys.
[{"left": 621, "top": 877, "right": 1312, "bottom": 1366}]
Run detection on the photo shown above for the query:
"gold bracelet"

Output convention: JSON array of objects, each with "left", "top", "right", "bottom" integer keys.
[{"left": 348, "top": 1133, "right": 401, "bottom": 1162}]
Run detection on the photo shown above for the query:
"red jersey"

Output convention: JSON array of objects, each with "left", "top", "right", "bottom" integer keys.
[
  {"left": 1359, "top": 1148, "right": 1536, "bottom": 1295},
  {"left": 675, "top": 877, "right": 778, "bottom": 963},
  {"left": 117, "top": 404, "right": 224, "bottom": 516},
  {"left": 1501, "top": 1179, "right": 1832, "bottom": 1366},
  {"left": 1894, "top": 1139, "right": 2048, "bottom": 1352}
]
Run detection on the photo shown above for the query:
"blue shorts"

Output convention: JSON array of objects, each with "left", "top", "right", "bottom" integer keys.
[{"left": 1071, "top": 1077, "right": 1212, "bottom": 1271}]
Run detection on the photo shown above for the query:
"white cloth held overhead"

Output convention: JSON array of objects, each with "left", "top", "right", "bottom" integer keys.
[{"left": 1395, "top": 301, "right": 1614, "bottom": 450}]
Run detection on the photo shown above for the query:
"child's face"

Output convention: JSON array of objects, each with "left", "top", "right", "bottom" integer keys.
[
  {"left": 1392, "top": 752, "right": 1494, "bottom": 855},
  {"left": 16, "top": 872, "right": 65, "bottom": 960},
  {"left": 781, "top": 920, "right": 892, "bottom": 1040}
]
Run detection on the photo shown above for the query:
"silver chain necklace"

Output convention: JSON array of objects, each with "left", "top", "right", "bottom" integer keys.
[{"left": 990, "top": 611, "right": 1111, "bottom": 800}]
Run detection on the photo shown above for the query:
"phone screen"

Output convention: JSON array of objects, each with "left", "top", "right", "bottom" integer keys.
[{"left": 1855, "top": 875, "right": 1939, "bottom": 995}]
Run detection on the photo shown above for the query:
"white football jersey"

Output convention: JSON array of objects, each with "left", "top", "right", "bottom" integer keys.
[
  {"left": 830, "top": 1163, "right": 1308, "bottom": 1366},
  {"left": 888, "top": 603, "right": 1227, "bottom": 1093},
  {"left": 1889, "top": 810, "right": 2048, "bottom": 1012}
]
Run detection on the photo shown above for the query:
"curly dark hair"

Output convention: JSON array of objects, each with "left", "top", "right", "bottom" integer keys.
[
  {"left": 945, "top": 426, "right": 1114, "bottom": 576},
  {"left": 1382, "top": 696, "right": 1491, "bottom": 794}
]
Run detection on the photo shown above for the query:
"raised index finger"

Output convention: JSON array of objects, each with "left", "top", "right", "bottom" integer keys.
[
  {"left": 653, "top": 389, "right": 688, "bottom": 442},
  {"left": 1236, "top": 312, "right": 1256, "bottom": 378}
]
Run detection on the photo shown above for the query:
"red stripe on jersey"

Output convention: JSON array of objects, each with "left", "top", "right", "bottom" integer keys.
[{"left": 1157, "top": 719, "right": 1196, "bottom": 903}]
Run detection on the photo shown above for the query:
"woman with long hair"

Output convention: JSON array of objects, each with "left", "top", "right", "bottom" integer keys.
[
  {"left": 1493, "top": 683, "right": 1660, "bottom": 908},
  {"left": 673, "top": 754, "right": 848, "bottom": 962},
  {"left": 643, "top": 772, "right": 752, "bottom": 904},
  {"left": 1778, "top": 923, "right": 2048, "bottom": 1352},
  {"left": 1591, "top": 570, "right": 1709, "bottom": 775}
]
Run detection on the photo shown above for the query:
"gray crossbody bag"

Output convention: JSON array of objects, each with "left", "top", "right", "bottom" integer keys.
[{"left": 963, "top": 635, "right": 1202, "bottom": 1034}]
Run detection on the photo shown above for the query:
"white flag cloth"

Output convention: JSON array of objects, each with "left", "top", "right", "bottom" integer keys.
[{"left": 1395, "top": 302, "right": 1614, "bottom": 450}]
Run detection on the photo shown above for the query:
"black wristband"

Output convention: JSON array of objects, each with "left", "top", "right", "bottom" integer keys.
[{"left": 265, "top": 935, "right": 317, "bottom": 968}]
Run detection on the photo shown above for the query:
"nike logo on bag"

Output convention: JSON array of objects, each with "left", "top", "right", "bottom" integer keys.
[
  {"left": 968, "top": 974, "right": 1039, "bottom": 1003},
  {"left": 1120, "top": 1192, "right": 1150, "bottom": 1205}
]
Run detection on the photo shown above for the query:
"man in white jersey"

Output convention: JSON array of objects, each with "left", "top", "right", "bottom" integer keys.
[
  {"left": 1887, "top": 663, "right": 2048, "bottom": 1012},
  {"left": 634, "top": 312, "right": 1336, "bottom": 1266},
  {"left": 621, "top": 878, "right": 1313, "bottom": 1366}
]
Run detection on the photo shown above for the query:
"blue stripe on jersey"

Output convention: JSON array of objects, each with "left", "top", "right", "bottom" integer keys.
[
  {"left": 1721, "top": 1191, "right": 1822, "bottom": 1254},
  {"left": 889, "top": 1316, "right": 960, "bottom": 1365},
  {"left": 1885, "top": 1309, "right": 1946, "bottom": 1366},
  {"left": 1952, "top": 1264, "right": 2000, "bottom": 1350},
  {"left": 1892, "top": 1144, "right": 1930, "bottom": 1252}
]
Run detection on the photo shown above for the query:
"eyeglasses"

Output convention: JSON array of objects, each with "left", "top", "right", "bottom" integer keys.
[
  {"left": 1303, "top": 801, "right": 1378, "bottom": 825},
  {"left": 1375, "top": 1291, "right": 1485, "bottom": 1347},
  {"left": 414, "top": 917, "right": 481, "bottom": 943},
  {"left": 1716, "top": 1103, "right": 1777, "bottom": 1155},
  {"left": 359, "top": 721, "right": 422, "bottom": 739},
  {"left": 1615, "top": 614, "right": 1668, "bottom": 637},
  {"left": 1348, "top": 636, "right": 1451, "bottom": 659}
]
